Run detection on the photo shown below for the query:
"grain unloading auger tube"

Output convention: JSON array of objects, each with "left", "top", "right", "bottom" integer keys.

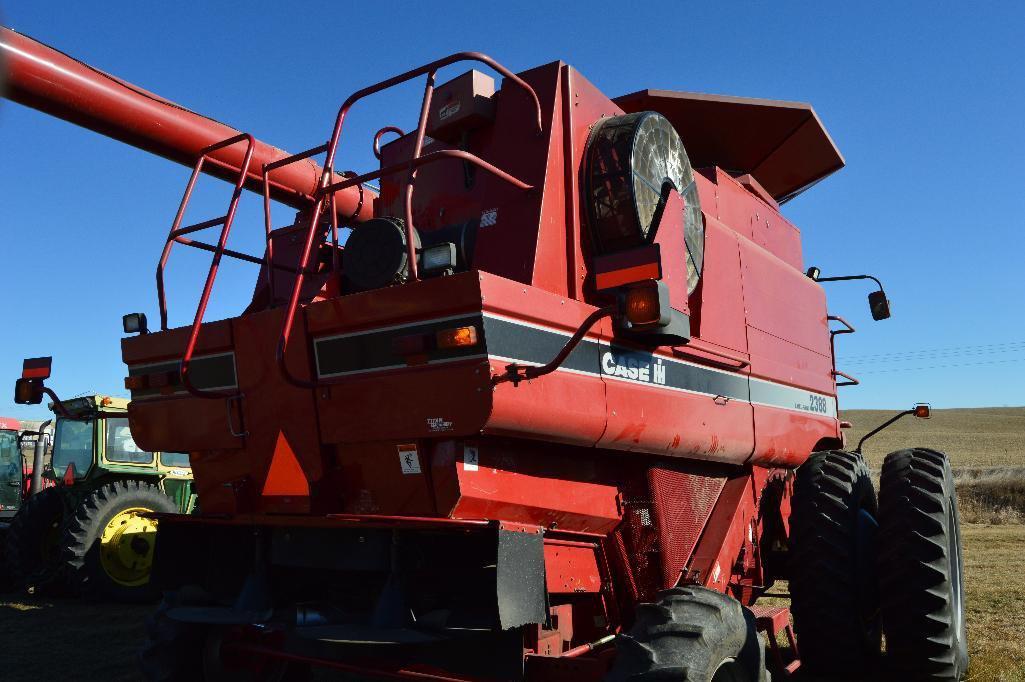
[
  {"left": 3, "top": 26, "right": 968, "bottom": 682},
  {"left": 0, "top": 26, "right": 374, "bottom": 222}
]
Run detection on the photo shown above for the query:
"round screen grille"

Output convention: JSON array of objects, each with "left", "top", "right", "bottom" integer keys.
[{"left": 585, "top": 111, "right": 703, "bottom": 293}]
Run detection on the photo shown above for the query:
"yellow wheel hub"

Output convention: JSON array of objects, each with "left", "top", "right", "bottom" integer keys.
[{"left": 98, "top": 506, "right": 159, "bottom": 587}]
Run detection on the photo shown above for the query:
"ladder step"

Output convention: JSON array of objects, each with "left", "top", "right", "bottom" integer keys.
[{"left": 171, "top": 215, "right": 228, "bottom": 238}]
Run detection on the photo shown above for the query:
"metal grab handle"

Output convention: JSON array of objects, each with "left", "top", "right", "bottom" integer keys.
[
  {"left": 833, "top": 369, "right": 860, "bottom": 387},
  {"left": 827, "top": 315, "right": 858, "bottom": 388},
  {"left": 373, "top": 126, "right": 405, "bottom": 160},
  {"left": 827, "top": 315, "right": 855, "bottom": 335},
  {"left": 226, "top": 394, "right": 248, "bottom": 438},
  {"left": 672, "top": 341, "right": 750, "bottom": 371}
]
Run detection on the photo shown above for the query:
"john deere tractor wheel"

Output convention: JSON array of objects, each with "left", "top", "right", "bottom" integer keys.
[
  {"left": 62, "top": 480, "right": 176, "bottom": 602},
  {"left": 606, "top": 586, "right": 767, "bottom": 682},
  {"left": 788, "top": 449, "right": 880, "bottom": 677},
  {"left": 4, "top": 486, "right": 69, "bottom": 593},
  {"left": 877, "top": 448, "right": 968, "bottom": 681}
]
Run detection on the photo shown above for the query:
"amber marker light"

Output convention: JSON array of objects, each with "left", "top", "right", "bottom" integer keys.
[
  {"left": 436, "top": 326, "right": 478, "bottom": 350},
  {"left": 625, "top": 284, "right": 662, "bottom": 326},
  {"left": 913, "top": 403, "right": 932, "bottom": 419}
]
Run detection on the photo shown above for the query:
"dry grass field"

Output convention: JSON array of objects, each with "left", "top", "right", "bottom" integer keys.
[
  {"left": 845, "top": 407, "right": 1025, "bottom": 524},
  {"left": 842, "top": 407, "right": 1024, "bottom": 470},
  {"left": 0, "top": 407, "right": 1019, "bottom": 680}
]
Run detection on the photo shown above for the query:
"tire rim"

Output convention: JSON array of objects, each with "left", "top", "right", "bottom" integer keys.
[
  {"left": 947, "top": 501, "right": 964, "bottom": 633},
  {"left": 98, "top": 506, "right": 158, "bottom": 587}
]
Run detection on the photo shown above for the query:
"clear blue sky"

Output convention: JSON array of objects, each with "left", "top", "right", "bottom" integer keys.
[{"left": 1, "top": 2, "right": 1023, "bottom": 420}]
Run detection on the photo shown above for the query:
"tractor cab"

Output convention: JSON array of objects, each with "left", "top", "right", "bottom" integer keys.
[
  {"left": 53, "top": 396, "right": 159, "bottom": 475},
  {"left": 47, "top": 395, "right": 195, "bottom": 513},
  {"left": 0, "top": 417, "right": 21, "bottom": 519}
]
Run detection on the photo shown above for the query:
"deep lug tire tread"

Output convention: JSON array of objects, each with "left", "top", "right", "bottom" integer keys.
[
  {"left": 877, "top": 448, "right": 968, "bottom": 681},
  {"left": 61, "top": 479, "right": 176, "bottom": 602},
  {"left": 788, "top": 449, "right": 880, "bottom": 676},
  {"left": 606, "top": 586, "right": 768, "bottom": 682},
  {"left": 3, "top": 486, "right": 70, "bottom": 592}
]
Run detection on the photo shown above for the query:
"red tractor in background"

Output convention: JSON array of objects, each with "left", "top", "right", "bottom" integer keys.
[
  {"left": 0, "top": 417, "right": 26, "bottom": 521},
  {"left": 3, "top": 27, "right": 967, "bottom": 681}
]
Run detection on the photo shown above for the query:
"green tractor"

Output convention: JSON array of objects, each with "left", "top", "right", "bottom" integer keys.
[{"left": 4, "top": 392, "right": 195, "bottom": 602}]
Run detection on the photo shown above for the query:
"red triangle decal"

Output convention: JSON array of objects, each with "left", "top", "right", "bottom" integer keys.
[{"left": 262, "top": 430, "right": 310, "bottom": 497}]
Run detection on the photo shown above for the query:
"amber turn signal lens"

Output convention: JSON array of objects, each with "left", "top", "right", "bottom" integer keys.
[
  {"left": 124, "top": 375, "right": 147, "bottom": 390},
  {"left": 625, "top": 286, "right": 661, "bottom": 326},
  {"left": 913, "top": 403, "right": 931, "bottom": 419},
  {"left": 436, "top": 326, "right": 478, "bottom": 350}
]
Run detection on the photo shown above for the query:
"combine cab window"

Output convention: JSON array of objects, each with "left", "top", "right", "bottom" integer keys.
[
  {"left": 53, "top": 419, "right": 94, "bottom": 479},
  {"left": 160, "top": 452, "right": 191, "bottom": 469},
  {"left": 105, "top": 418, "right": 153, "bottom": 464},
  {"left": 0, "top": 431, "right": 21, "bottom": 511}
]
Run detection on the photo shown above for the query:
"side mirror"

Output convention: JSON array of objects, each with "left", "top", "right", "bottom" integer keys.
[
  {"left": 14, "top": 377, "right": 44, "bottom": 405},
  {"left": 805, "top": 266, "right": 821, "bottom": 281},
  {"left": 868, "top": 290, "right": 891, "bottom": 321}
]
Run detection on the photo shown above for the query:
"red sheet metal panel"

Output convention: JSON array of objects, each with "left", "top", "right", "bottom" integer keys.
[{"left": 544, "top": 541, "right": 603, "bottom": 594}]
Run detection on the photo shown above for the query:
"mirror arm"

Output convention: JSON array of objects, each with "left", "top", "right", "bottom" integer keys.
[
  {"left": 855, "top": 408, "right": 914, "bottom": 453},
  {"left": 815, "top": 273, "right": 887, "bottom": 295},
  {"left": 40, "top": 386, "right": 72, "bottom": 419}
]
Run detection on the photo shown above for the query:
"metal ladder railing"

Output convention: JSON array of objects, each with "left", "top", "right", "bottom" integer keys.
[
  {"left": 264, "top": 51, "right": 543, "bottom": 389},
  {"left": 156, "top": 133, "right": 256, "bottom": 399}
]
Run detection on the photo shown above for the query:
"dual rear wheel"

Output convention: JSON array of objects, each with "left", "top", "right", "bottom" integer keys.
[{"left": 789, "top": 448, "right": 968, "bottom": 680}]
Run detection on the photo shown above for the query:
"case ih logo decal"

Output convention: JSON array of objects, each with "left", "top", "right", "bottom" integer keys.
[{"left": 601, "top": 350, "right": 667, "bottom": 385}]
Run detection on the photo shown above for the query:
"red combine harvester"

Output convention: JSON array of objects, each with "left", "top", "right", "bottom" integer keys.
[{"left": 3, "top": 27, "right": 968, "bottom": 681}]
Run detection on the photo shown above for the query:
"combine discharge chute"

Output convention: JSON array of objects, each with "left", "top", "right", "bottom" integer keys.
[{"left": 2, "top": 26, "right": 969, "bottom": 681}]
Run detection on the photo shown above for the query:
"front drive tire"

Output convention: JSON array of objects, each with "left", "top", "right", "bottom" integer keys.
[
  {"left": 606, "top": 586, "right": 767, "bottom": 682},
  {"left": 788, "top": 449, "right": 880, "bottom": 676},
  {"left": 62, "top": 480, "right": 177, "bottom": 602},
  {"left": 877, "top": 448, "right": 968, "bottom": 681}
]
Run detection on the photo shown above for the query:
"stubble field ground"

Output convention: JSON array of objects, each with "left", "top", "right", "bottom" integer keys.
[{"left": 0, "top": 408, "right": 1021, "bottom": 681}]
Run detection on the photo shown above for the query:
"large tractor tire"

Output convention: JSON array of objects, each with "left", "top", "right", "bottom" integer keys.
[
  {"left": 4, "top": 486, "right": 69, "bottom": 593},
  {"left": 140, "top": 587, "right": 308, "bottom": 681},
  {"left": 788, "top": 449, "right": 880, "bottom": 677},
  {"left": 62, "top": 480, "right": 176, "bottom": 602},
  {"left": 606, "top": 586, "right": 767, "bottom": 682},
  {"left": 877, "top": 448, "right": 968, "bottom": 681}
]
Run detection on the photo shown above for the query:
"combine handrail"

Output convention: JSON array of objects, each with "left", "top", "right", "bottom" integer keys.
[
  {"left": 156, "top": 133, "right": 255, "bottom": 399},
  {"left": 269, "top": 52, "right": 542, "bottom": 389},
  {"left": 827, "top": 315, "right": 858, "bottom": 388}
]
